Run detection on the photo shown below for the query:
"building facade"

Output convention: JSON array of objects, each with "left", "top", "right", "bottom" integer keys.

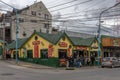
[
  {"left": 0, "top": 1, "right": 52, "bottom": 42},
  {"left": 0, "top": 13, "right": 11, "bottom": 43},
  {"left": 101, "top": 35, "right": 120, "bottom": 57},
  {"left": 11, "top": 1, "right": 52, "bottom": 40}
]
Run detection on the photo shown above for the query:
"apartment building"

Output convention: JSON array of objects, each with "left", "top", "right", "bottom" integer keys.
[
  {"left": 11, "top": 1, "right": 52, "bottom": 40},
  {"left": 0, "top": 13, "right": 11, "bottom": 43}
]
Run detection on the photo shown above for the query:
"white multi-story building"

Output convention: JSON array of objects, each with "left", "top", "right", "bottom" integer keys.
[{"left": 11, "top": 1, "right": 52, "bottom": 40}]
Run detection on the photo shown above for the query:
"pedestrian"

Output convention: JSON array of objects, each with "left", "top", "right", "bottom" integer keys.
[
  {"left": 76, "top": 55, "right": 81, "bottom": 68},
  {"left": 69, "top": 56, "right": 74, "bottom": 67},
  {"left": 90, "top": 55, "right": 95, "bottom": 66},
  {"left": 80, "top": 55, "right": 84, "bottom": 66},
  {"left": 86, "top": 57, "right": 90, "bottom": 66},
  {"left": 66, "top": 56, "right": 70, "bottom": 68}
]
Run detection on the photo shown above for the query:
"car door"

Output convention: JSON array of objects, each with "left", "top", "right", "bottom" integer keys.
[
  {"left": 118, "top": 58, "right": 120, "bottom": 66},
  {"left": 112, "top": 57, "right": 118, "bottom": 67}
]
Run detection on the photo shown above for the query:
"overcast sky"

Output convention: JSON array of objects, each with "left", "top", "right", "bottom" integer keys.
[
  {"left": 0, "top": 0, "right": 119, "bottom": 35},
  {"left": 0, "top": 0, "right": 116, "bottom": 14}
]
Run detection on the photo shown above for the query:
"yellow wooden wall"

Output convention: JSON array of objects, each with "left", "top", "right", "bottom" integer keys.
[
  {"left": 16, "top": 34, "right": 73, "bottom": 58},
  {"left": 53, "top": 36, "right": 73, "bottom": 57},
  {"left": 20, "top": 34, "right": 52, "bottom": 58}
]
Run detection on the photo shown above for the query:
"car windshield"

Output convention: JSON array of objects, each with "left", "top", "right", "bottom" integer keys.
[{"left": 102, "top": 57, "right": 110, "bottom": 61}]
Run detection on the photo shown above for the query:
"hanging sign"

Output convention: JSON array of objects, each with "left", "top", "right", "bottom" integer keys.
[
  {"left": 59, "top": 42, "right": 68, "bottom": 47},
  {"left": 48, "top": 44, "right": 53, "bottom": 57},
  {"left": 67, "top": 48, "right": 71, "bottom": 57},
  {"left": 32, "top": 40, "right": 40, "bottom": 58},
  {"left": 76, "top": 46, "right": 87, "bottom": 50}
]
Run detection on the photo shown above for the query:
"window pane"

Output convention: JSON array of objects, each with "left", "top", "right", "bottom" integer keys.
[
  {"left": 27, "top": 50, "right": 33, "bottom": 58},
  {"left": 41, "top": 49, "right": 48, "bottom": 59},
  {"left": 31, "top": 11, "right": 36, "bottom": 16}
]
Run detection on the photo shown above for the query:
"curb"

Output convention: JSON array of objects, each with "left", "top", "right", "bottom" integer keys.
[
  {"left": 18, "top": 64, "right": 55, "bottom": 69},
  {"left": 2, "top": 60, "right": 100, "bottom": 70},
  {"left": 3, "top": 60, "right": 56, "bottom": 69}
]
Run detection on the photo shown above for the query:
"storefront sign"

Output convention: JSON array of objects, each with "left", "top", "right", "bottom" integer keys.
[
  {"left": 67, "top": 48, "right": 71, "bottom": 57},
  {"left": 113, "top": 39, "right": 119, "bottom": 46},
  {"left": 59, "top": 42, "right": 68, "bottom": 47},
  {"left": 32, "top": 40, "right": 40, "bottom": 58},
  {"left": 102, "top": 38, "right": 120, "bottom": 46},
  {"left": 48, "top": 44, "right": 53, "bottom": 57},
  {"left": 76, "top": 46, "right": 87, "bottom": 50}
]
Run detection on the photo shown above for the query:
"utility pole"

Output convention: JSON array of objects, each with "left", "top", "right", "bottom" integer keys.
[
  {"left": 1, "top": 14, "right": 6, "bottom": 59},
  {"left": 0, "top": 0, "right": 19, "bottom": 64},
  {"left": 98, "top": 2, "right": 120, "bottom": 66},
  {"left": 0, "top": 9, "right": 11, "bottom": 59}
]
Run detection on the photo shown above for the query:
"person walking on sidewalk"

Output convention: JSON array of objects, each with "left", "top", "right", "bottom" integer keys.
[
  {"left": 90, "top": 55, "right": 95, "bottom": 66},
  {"left": 76, "top": 55, "right": 81, "bottom": 68},
  {"left": 86, "top": 57, "right": 90, "bottom": 66}
]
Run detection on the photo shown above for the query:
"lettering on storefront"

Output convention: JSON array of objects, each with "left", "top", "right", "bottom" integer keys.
[
  {"left": 32, "top": 36, "right": 40, "bottom": 58},
  {"left": 76, "top": 46, "right": 87, "bottom": 50},
  {"left": 67, "top": 48, "right": 71, "bottom": 57},
  {"left": 48, "top": 44, "right": 53, "bottom": 57},
  {"left": 113, "top": 39, "right": 119, "bottom": 46},
  {"left": 59, "top": 42, "right": 68, "bottom": 47}
]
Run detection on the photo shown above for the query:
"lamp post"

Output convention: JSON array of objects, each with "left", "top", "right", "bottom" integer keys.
[
  {"left": 98, "top": 2, "right": 120, "bottom": 66},
  {"left": 0, "top": 0, "right": 18, "bottom": 64}
]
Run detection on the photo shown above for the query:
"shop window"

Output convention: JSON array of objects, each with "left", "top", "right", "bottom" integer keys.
[
  {"left": 0, "top": 46, "right": 3, "bottom": 55},
  {"left": 58, "top": 49, "right": 67, "bottom": 59},
  {"left": 41, "top": 49, "right": 48, "bottom": 59},
  {"left": 13, "top": 51, "right": 19, "bottom": 59},
  {"left": 104, "top": 52, "right": 109, "bottom": 57},
  {"left": 27, "top": 50, "right": 33, "bottom": 58},
  {"left": 73, "top": 50, "right": 78, "bottom": 58}
]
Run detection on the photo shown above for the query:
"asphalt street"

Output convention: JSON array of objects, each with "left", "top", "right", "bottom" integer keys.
[{"left": 0, "top": 60, "right": 120, "bottom": 80}]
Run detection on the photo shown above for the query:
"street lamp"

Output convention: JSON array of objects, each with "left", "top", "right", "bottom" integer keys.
[
  {"left": 98, "top": 2, "right": 120, "bottom": 66},
  {"left": 0, "top": 0, "right": 18, "bottom": 64}
]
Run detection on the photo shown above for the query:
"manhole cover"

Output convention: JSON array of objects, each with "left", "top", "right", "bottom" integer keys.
[{"left": 1, "top": 73, "right": 15, "bottom": 76}]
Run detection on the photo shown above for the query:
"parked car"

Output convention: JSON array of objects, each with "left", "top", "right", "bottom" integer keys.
[{"left": 101, "top": 57, "right": 120, "bottom": 68}]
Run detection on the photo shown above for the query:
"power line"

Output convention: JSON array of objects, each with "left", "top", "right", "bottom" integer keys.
[
  {"left": 1, "top": 6, "right": 119, "bottom": 23},
  {"left": 54, "top": 0, "right": 107, "bottom": 17},
  {"left": 37, "top": 0, "right": 80, "bottom": 12},
  {"left": 48, "top": 0, "right": 79, "bottom": 9},
  {"left": 50, "top": 0, "right": 93, "bottom": 12},
  {"left": 56, "top": 9, "right": 120, "bottom": 20}
]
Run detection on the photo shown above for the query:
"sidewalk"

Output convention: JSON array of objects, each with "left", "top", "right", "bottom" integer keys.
[
  {"left": 3, "top": 59, "right": 100, "bottom": 70},
  {"left": 4, "top": 59, "right": 55, "bottom": 69}
]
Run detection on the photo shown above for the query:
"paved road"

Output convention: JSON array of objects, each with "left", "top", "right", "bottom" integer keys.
[{"left": 0, "top": 60, "right": 120, "bottom": 80}]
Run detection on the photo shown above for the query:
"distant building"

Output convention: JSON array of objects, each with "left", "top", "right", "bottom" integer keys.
[
  {"left": 0, "top": 13, "right": 11, "bottom": 43},
  {"left": 11, "top": 1, "right": 52, "bottom": 40},
  {"left": 59, "top": 19, "right": 113, "bottom": 36},
  {"left": 0, "top": 1, "right": 52, "bottom": 42},
  {"left": 65, "top": 31, "right": 94, "bottom": 38},
  {"left": 52, "top": 27, "right": 59, "bottom": 34}
]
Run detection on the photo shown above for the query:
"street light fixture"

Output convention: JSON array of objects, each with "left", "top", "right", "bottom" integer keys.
[
  {"left": 0, "top": 0, "right": 18, "bottom": 64},
  {"left": 98, "top": 2, "right": 120, "bottom": 66}
]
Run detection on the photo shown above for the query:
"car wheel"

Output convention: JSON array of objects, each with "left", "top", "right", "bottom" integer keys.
[
  {"left": 111, "top": 65, "right": 114, "bottom": 68},
  {"left": 101, "top": 66, "right": 104, "bottom": 68}
]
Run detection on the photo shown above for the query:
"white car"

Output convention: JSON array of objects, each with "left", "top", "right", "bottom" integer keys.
[{"left": 101, "top": 57, "right": 120, "bottom": 68}]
